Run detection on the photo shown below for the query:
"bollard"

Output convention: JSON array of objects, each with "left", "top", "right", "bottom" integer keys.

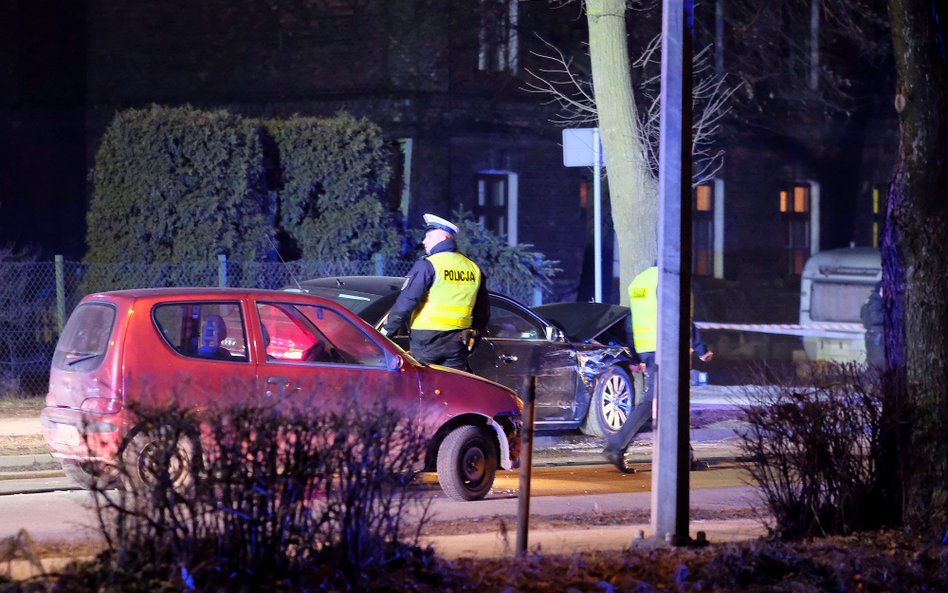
[
  {"left": 217, "top": 254, "right": 228, "bottom": 288},
  {"left": 515, "top": 376, "right": 537, "bottom": 557}
]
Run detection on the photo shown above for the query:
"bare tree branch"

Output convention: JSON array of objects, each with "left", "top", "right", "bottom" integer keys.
[{"left": 523, "top": 33, "right": 741, "bottom": 186}]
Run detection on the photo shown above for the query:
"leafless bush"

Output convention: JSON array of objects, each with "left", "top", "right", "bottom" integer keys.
[
  {"left": 738, "top": 362, "right": 899, "bottom": 539},
  {"left": 81, "top": 400, "right": 432, "bottom": 591}
]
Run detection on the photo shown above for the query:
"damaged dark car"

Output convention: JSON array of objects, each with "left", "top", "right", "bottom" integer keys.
[{"left": 290, "top": 276, "right": 645, "bottom": 438}]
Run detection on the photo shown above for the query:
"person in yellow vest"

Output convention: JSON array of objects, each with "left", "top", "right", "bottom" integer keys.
[
  {"left": 381, "top": 213, "right": 489, "bottom": 372},
  {"left": 602, "top": 265, "right": 713, "bottom": 472}
]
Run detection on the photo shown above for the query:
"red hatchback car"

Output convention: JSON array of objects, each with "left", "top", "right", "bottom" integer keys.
[{"left": 40, "top": 288, "right": 522, "bottom": 501}]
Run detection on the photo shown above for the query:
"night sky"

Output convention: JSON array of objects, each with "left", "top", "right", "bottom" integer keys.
[{"left": 2, "top": 1, "right": 88, "bottom": 259}]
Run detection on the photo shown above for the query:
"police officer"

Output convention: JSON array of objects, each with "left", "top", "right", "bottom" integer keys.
[
  {"left": 625, "top": 265, "right": 713, "bottom": 386},
  {"left": 861, "top": 280, "right": 884, "bottom": 366},
  {"left": 381, "top": 213, "right": 489, "bottom": 372},
  {"left": 602, "top": 265, "right": 712, "bottom": 472}
]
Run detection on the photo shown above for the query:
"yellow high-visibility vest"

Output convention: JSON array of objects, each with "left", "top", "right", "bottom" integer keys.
[
  {"left": 411, "top": 251, "right": 481, "bottom": 331},
  {"left": 628, "top": 266, "right": 658, "bottom": 353}
]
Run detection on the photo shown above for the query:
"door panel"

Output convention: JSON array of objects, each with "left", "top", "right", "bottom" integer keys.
[
  {"left": 471, "top": 299, "right": 581, "bottom": 422},
  {"left": 253, "top": 301, "right": 420, "bottom": 411},
  {"left": 135, "top": 300, "right": 256, "bottom": 408}
]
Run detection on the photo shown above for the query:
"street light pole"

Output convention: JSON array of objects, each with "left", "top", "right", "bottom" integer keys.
[
  {"left": 652, "top": 0, "right": 694, "bottom": 545},
  {"left": 593, "top": 127, "right": 603, "bottom": 303}
]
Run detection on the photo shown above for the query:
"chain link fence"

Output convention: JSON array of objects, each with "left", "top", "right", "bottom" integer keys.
[{"left": 0, "top": 256, "right": 540, "bottom": 396}]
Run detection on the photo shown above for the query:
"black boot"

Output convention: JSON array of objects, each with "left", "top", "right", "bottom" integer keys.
[{"left": 602, "top": 446, "right": 636, "bottom": 474}]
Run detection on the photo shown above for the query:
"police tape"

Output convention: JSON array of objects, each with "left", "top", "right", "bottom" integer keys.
[{"left": 694, "top": 321, "right": 865, "bottom": 339}]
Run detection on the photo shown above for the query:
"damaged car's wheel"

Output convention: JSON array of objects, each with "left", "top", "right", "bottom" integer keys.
[{"left": 582, "top": 366, "right": 634, "bottom": 438}]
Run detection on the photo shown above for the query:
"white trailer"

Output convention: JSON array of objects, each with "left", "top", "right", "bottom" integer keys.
[{"left": 799, "top": 246, "right": 881, "bottom": 362}]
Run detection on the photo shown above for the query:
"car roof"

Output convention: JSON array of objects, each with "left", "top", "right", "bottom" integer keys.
[
  {"left": 293, "top": 277, "right": 407, "bottom": 325},
  {"left": 296, "top": 276, "right": 406, "bottom": 297},
  {"left": 83, "top": 287, "right": 341, "bottom": 305},
  {"left": 297, "top": 276, "right": 630, "bottom": 344}
]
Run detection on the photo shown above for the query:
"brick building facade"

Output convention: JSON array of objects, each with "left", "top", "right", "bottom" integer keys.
[{"left": 1, "top": 0, "right": 896, "bottom": 317}]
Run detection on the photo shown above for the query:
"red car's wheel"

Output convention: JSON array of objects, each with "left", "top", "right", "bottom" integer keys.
[{"left": 436, "top": 425, "right": 497, "bottom": 501}]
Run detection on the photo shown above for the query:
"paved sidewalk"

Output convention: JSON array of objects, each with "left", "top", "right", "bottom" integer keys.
[
  {"left": 0, "top": 417, "right": 41, "bottom": 436},
  {"left": 426, "top": 519, "right": 765, "bottom": 558},
  {"left": 0, "top": 416, "right": 58, "bottom": 475}
]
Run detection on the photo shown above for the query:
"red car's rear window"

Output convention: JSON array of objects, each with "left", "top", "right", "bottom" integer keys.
[{"left": 52, "top": 303, "right": 117, "bottom": 372}]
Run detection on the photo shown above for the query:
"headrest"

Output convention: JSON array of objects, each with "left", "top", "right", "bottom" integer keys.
[{"left": 202, "top": 315, "right": 227, "bottom": 344}]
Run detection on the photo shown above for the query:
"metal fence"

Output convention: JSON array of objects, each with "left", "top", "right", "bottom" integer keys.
[{"left": 0, "top": 255, "right": 540, "bottom": 396}]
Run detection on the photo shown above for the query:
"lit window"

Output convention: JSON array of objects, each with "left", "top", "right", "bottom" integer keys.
[
  {"left": 477, "top": 0, "right": 519, "bottom": 73},
  {"left": 872, "top": 186, "right": 886, "bottom": 247},
  {"left": 780, "top": 184, "right": 811, "bottom": 275},
  {"left": 693, "top": 183, "right": 714, "bottom": 276}
]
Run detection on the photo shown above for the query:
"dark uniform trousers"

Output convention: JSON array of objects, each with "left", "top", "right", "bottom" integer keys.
[{"left": 409, "top": 328, "right": 472, "bottom": 372}]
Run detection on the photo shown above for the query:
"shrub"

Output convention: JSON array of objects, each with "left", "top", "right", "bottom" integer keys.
[
  {"left": 737, "top": 362, "right": 899, "bottom": 539},
  {"left": 404, "top": 207, "right": 559, "bottom": 304},
  {"left": 80, "top": 400, "right": 432, "bottom": 591},
  {"left": 264, "top": 114, "right": 401, "bottom": 262},
  {"left": 86, "top": 105, "right": 273, "bottom": 287}
]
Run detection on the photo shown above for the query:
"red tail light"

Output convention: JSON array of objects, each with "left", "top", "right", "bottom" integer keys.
[{"left": 79, "top": 398, "right": 123, "bottom": 414}]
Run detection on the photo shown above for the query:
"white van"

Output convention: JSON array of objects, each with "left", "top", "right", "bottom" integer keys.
[{"left": 799, "top": 247, "right": 881, "bottom": 362}]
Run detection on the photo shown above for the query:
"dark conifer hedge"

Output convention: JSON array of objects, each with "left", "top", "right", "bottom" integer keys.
[
  {"left": 87, "top": 105, "right": 273, "bottom": 265},
  {"left": 263, "top": 114, "right": 400, "bottom": 261}
]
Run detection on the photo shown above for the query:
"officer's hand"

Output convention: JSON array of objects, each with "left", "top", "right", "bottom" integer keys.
[
  {"left": 379, "top": 327, "right": 391, "bottom": 337},
  {"left": 460, "top": 328, "right": 479, "bottom": 352},
  {"left": 699, "top": 351, "right": 714, "bottom": 362}
]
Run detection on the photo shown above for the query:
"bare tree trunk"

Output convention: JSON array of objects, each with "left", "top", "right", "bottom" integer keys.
[
  {"left": 885, "top": 0, "right": 948, "bottom": 533},
  {"left": 586, "top": 0, "right": 658, "bottom": 304}
]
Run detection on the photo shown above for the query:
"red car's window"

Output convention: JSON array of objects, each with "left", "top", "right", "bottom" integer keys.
[
  {"left": 257, "top": 303, "right": 317, "bottom": 361},
  {"left": 153, "top": 302, "right": 248, "bottom": 362},
  {"left": 258, "top": 303, "right": 386, "bottom": 367},
  {"left": 52, "top": 303, "right": 116, "bottom": 372}
]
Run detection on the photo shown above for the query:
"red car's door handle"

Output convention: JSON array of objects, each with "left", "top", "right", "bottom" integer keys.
[
  {"left": 265, "top": 376, "right": 290, "bottom": 398},
  {"left": 498, "top": 354, "right": 519, "bottom": 363}
]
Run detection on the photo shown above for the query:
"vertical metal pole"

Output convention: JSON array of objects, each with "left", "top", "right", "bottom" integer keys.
[
  {"left": 652, "top": 0, "right": 694, "bottom": 546},
  {"left": 373, "top": 252, "right": 385, "bottom": 276},
  {"left": 516, "top": 376, "right": 537, "bottom": 556},
  {"left": 54, "top": 255, "right": 65, "bottom": 334},
  {"left": 217, "top": 254, "right": 227, "bottom": 288},
  {"left": 593, "top": 127, "right": 603, "bottom": 303}
]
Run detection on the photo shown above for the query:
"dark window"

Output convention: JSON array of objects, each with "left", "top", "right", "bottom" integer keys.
[
  {"left": 476, "top": 173, "right": 508, "bottom": 236},
  {"left": 693, "top": 183, "right": 714, "bottom": 276},
  {"left": 779, "top": 184, "right": 811, "bottom": 275},
  {"left": 810, "top": 282, "right": 876, "bottom": 323},
  {"left": 153, "top": 302, "right": 247, "bottom": 362},
  {"left": 52, "top": 303, "right": 116, "bottom": 372},
  {"left": 487, "top": 302, "right": 542, "bottom": 340},
  {"left": 477, "top": 0, "right": 518, "bottom": 73}
]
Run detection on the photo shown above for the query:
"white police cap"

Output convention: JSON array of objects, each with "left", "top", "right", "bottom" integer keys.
[{"left": 423, "top": 213, "right": 459, "bottom": 234}]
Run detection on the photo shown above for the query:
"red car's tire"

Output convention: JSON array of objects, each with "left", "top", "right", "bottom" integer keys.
[
  {"left": 436, "top": 425, "right": 497, "bottom": 501},
  {"left": 119, "top": 425, "right": 201, "bottom": 497},
  {"left": 61, "top": 458, "right": 120, "bottom": 490}
]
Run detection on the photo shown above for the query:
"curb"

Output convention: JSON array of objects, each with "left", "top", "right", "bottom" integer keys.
[{"left": 0, "top": 453, "right": 59, "bottom": 472}]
